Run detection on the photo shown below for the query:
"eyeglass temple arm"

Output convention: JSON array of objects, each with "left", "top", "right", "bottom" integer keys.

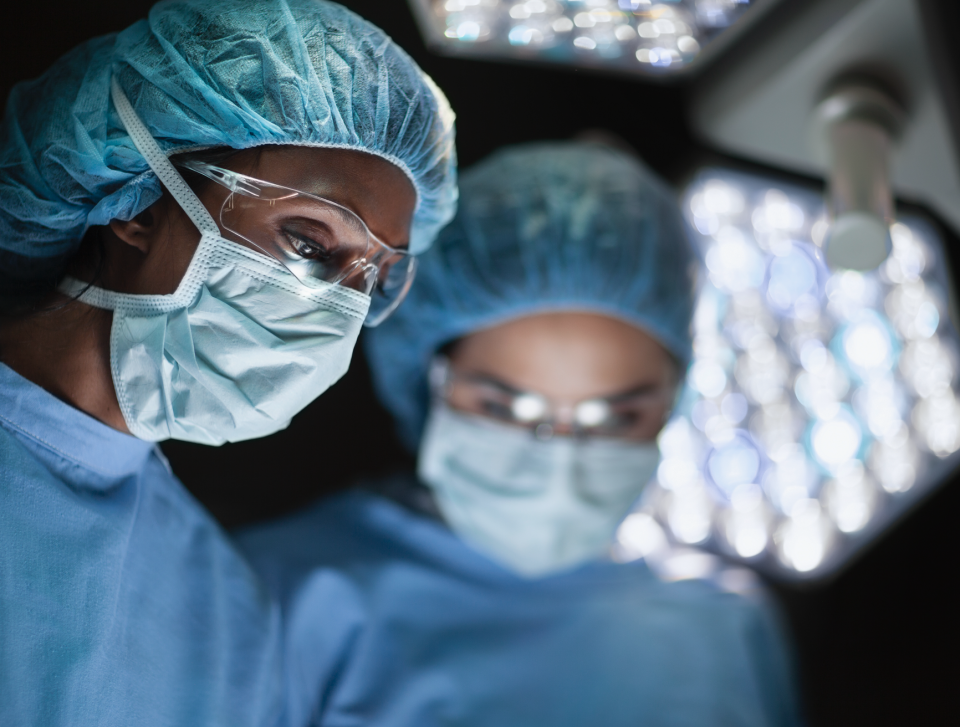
[{"left": 175, "top": 159, "right": 262, "bottom": 197}]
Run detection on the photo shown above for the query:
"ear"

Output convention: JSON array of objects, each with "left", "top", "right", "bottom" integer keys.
[{"left": 108, "top": 204, "right": 160, "bottom": 255}]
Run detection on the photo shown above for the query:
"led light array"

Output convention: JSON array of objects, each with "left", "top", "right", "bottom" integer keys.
[
  {"left": 411, "top": 0, "right": 753, "bottom": 74},
  {"left": 618, "top": 169, "right": 960, "bottom": 579}
]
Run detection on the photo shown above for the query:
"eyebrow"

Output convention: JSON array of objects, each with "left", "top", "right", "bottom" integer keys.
[
  {"left": 604, "top": 383, "right": 670, "bottom": 404},
  {"left": 460, "top": 373, "right": 524, "bottom": 396},
  {"left": 460, "top": 374, "right": 668, "bottom": 402}
]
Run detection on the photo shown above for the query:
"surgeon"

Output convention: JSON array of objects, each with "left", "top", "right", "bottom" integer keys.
[
  {"left": 0, "top": 1, "right": 456, "bottom": 724},
  {"left": 239, "top": 141, "right": 802, "bottom": 727}
]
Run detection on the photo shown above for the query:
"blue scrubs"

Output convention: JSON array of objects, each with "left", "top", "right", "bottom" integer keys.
[
  {"left": 0, "top": 363, "right": 281, "bottom": 726},
  {"left": 239, "top": 481, "right": 802, "bottom": 727}
]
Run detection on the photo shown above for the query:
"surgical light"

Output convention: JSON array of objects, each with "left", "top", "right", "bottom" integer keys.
[
  {"left": 623, "top": 168, "right": 960, "bottom": 580},
  {"left": 408, "top": 0, "right": 760, "bottom": 77}
]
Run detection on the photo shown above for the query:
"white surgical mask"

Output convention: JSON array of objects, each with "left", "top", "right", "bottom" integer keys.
[
  {"left": 58, "top": 78, "right": 370, "bottom": 445},
  {"left": 418, "top": 403, "right": 661, "bottom": 577}
]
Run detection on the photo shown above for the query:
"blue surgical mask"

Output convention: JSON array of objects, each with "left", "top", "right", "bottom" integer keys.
[
  {"left": 57, "top": 79, "right": 370, "bottom": 445},
  {"left": 418, "top": 403, "right": 661, "bottom": 577}
]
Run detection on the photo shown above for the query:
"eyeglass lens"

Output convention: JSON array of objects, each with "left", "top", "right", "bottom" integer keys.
[{"left": 446, "top": 376, "right": 669, "bottom": 441}]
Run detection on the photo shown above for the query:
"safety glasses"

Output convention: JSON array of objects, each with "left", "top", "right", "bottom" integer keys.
[
  {"left": 430, "top": 357, "right": 675, "bottom": 442},
  {"left": 176, "top": 159, "right": 416, "bottom": 327}
]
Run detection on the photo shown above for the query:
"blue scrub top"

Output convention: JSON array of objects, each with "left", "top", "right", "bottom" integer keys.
[
  {"left": 0, "top": 363, "right": 282, "bottom": 726},
  {"left": 238, "top": 482, "right": 803, "bottom": 727}
]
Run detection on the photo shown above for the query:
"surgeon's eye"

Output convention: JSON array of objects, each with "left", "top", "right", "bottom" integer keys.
[
  {"left": 479, "top": 399, "right": 515, "bottom": 422},
  {"left": 613, "top": 411, "right": 640, "bottom": 428},
  {"left": 282, "top": 228, "right": 335, "bottom": 262}
]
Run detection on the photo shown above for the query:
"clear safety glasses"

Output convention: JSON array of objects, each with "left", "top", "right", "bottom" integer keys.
[
  {"left": 176, "top": 159, "right": 416, "bottom": 327},
  {"left": 430, "top": 357, "right": 675, "bottom": 441}
]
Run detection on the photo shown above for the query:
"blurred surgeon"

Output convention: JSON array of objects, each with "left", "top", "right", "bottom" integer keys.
[
  {"left": 0, "top": 1, "right": 455, "bottom": 725},
  {"left": 239, "top": 142, "right": 802, "bottom": 727}
]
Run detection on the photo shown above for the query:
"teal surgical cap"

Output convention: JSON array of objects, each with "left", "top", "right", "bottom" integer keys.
[
  {"left": 366, "top": 141, "right": 697, "bottom": 450},
  {"left": 0, "top": 0, "right": 457, "bottom": 290}
]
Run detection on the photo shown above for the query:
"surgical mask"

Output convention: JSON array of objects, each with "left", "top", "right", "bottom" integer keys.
[
  {"left": 418, "top": 403, "right": 661, "bottom": 577},
  {"left": 57, "top": 78, "right": 370, "bottom": 445}
]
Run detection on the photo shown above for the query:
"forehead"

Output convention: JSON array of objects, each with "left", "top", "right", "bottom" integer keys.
[
  {"left": 239, "top": 146, "right": 418, "bottom": 247},
  {"left": 450, "top": 312, "right": 677, "bottom": 401}
]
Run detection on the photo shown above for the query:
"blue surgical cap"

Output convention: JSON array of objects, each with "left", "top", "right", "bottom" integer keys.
[
  {"left": 0, "top": 0, "right": 456, "bottom": 288},
  {"left": 366, "top": 141, "right": 696, "bottom": 450}
]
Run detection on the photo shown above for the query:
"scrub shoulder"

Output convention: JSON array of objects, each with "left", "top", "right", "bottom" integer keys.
[
  {"left": 0, "top": 393, "right": 282, "bottom": 726},
  {"left": 235, "top": 482, "right": 802, "bottom": 727},
  {"left": 238, "top": 479, "right": 764, "bottom": 608}
]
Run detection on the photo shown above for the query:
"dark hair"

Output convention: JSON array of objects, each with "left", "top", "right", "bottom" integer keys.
[{"left": 0, "top": 146, "right": 239, "bottom": 318}]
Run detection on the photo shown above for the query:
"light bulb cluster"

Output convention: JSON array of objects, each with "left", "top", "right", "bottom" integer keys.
[
  {"left": 412, "top": 0, "right": 753, "bottom": 75},
  {"left": 618, "top": 169, "right": 960, "bottom": 579}
]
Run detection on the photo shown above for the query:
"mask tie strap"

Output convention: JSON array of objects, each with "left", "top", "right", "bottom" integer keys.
[{"left": 110, "top": 76, "right": 220, "bottom": 237}]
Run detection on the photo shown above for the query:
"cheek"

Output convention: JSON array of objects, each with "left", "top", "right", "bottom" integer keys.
[{"left": 146, "top": 216, "right": 202, "bottom": 294}]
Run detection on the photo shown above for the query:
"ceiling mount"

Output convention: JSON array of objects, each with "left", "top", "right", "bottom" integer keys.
[
  {"left": 814, "top": 76, "right": 907, "bottom": 270},
  {"left": 690, "top": 0, "right": 960, "bottom": 238}
]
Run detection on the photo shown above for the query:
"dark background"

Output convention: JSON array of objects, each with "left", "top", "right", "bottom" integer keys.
[{"left": 3, "top": 1, "right": 957, "bottom": 723}]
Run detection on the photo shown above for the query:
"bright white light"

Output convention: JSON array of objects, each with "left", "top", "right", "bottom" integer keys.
[
  {"left": 677, "top": 35, "right": 700, "bottom": 54},
  {"left": 748, "top": 402, "right": 798, "bottom": 455},
  {"left": 456, "top": 21, "right": 483, "bottom": 40},
  {"left": 707, "top": 434, "right": 761, "bottom": 496},
  {"left": 657, "top": 418, "right": 702, "bottom": 461},
  {"left": 637, "top": 21, "right": 658, "bottom": 37},
  {"left": 853, "top": 378, "right": 903, "bottom": 440},
  {"left": 666, "top": 483, "right": 713, "bottom": 544},
  {"left": 794, "top": 358, "right": 849, "bottom": 419},
  {"left": 689, "top": 359, "right": 727, "bottom": 398},
  {"left": 776, "top": 499, "right": 832, "bottom": 572},
  {"left": 701, "top": 180, "right": 744, "bottom": 216},
  {"left": 822, "top": 465, "right": 876, "bottom": 533},
  {"left": 885, "top": 222, "right": 926, "bottom": 283},
  {"left": 827, "top": 270, "right": 882, "bottom": 320},
  {"left": 721, "top": 392, "right": 748, "bottom": 424},
  {"left": 811, "top": 409, "right": 862, "bottom": 468},
  {"left": 590, "top": 9, "right": 613, "bottom": 23},
  {"left": 912, "top": 391, "right": 960, "bottom": 456},
  {"left": 724, "top": 483, "right": 769, "bottom": 557},
  {"left": 657, "top": 458, "right": 701, "bottom": 490},
  {"left": 509, "top": 25, "right": 545, "bottom": 44},
  {"left": 886, "top": 283, "right": 940, "bottom": 340},
  {"left": 653, "top": 549, "right": 720, "bottom": 581},
  {"left": 615, "top": 512, "right": 667, "bottom": 560},
  {"left": 736, "top": 349, "right": 789, "bottom": 405},
  {"left": 704, "top": 228, "right": 765, "bottom": 293},
  {"left": 900, "top": 337, "right": 953, "bottom": 398},
  {"left": 842, "top": 315, "right": 894, "bottom": 375},
  {"left": 573, "top": 11, "right": 595, "bottom": 27},
  {"left": 869, "top": 433, "right": 918, "bottom": 493},
  {"left": 653, "top": 18, "right": 676, "bottom": 34},
  {"left": 730, "top": 518, "right": 768, "bottom": 557},
  {"left": 766, "top": 245, "right": 821, "bottom": 314},
  {"left": 511, "top": 393, "right": 547, "bottom": 422},
  {"left": 800, "top": 339, "right": 828, "bottom": 373},
  {"left": 426, "top": 0, "right": 754, "bottom": 75},
  {"left": 762, "top": 444, "right": 818, "bottom": 512},
  {"left": 752, "top": 189, "right": 804, "bottom": 233}
]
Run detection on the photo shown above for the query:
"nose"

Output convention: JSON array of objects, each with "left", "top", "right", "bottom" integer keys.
[{"left": 339, "top": 261, "right": 378, "bottom": 294}]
